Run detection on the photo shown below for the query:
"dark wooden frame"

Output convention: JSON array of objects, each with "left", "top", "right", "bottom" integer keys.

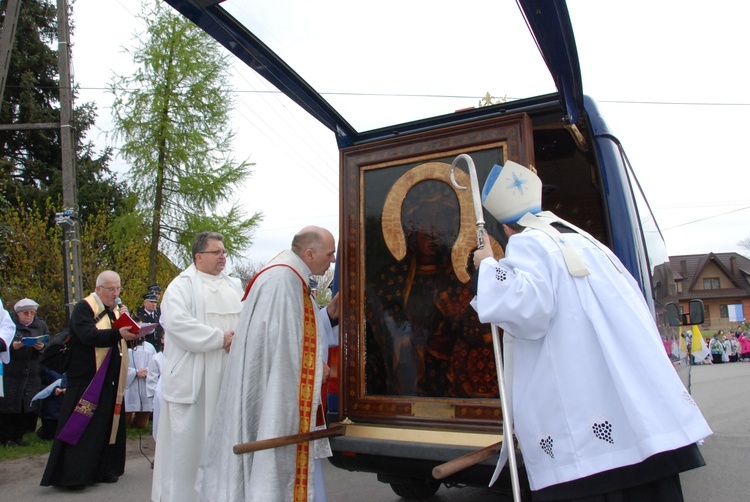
[{"left": 338, "top": 113, "right": 534, "bottom": 430}]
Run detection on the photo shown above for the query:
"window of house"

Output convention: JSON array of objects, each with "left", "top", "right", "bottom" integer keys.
[
  {"left": 720, "top": 304, "right": 728, "bottom": 318},
  {"left": 703, "top": 277, "right": 720, "bottom": 290},
  {"left": 676, "top": 282, "right": 683, "bottom": 293}
]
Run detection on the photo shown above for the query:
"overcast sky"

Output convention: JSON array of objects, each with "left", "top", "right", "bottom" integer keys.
[{"left": 69, "top": 0, "right": 750, "bottom": 267}]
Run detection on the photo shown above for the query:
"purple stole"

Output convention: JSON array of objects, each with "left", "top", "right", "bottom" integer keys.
[{"left": 58, "top": 349, "right": 113, "bottom": 445}]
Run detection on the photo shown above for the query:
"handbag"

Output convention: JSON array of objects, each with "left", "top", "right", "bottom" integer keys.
[
  {"left": 39, "top": 329, "right": 74, "bottom": 374},
  {"left": 40, "top": 310, "right": 107, "bottom": 373}
]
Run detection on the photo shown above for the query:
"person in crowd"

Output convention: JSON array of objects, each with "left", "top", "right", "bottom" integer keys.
[
  {"left": 723, "top": 334, "right": 736, "bottom": 363},
  {"left": 710, "top": 333, "right": 725, "bottom": 364},
  {"left": 147, "top": 331, "right": 165, "bottom": 441},
  {"left": 148, "top": 284, "right": 162, "bottom": 300},
  {"left": 0, "top": 299, "right": 16, "bottom": 368},
  {"left": 196, "top": 226, "right": 338, "bottom": 502},
  {"left": 137, "top": 292, "right": 163, "bottom": 352},
  {"left": 151, "top": 231, "right": 243, "bottom": 502},
  {"left": 0, "top": 299, "right": 47, "bottom": 446},
  {"left": 470, "top": 160, "right": 712, "bottom": 500},
  {"left": 36, "top": 365, "right": 67, "bottom": 440},
  {"left": 125, "top": 330, "right": 156, "bottom": 429},
  {"left": 738, "top": 332, "right": 750, "bottom": 362},
  {"left": 730, "top": 335, "right": 741, "bottom": 363},
  {"left": 41, "top": 271, "right": 143, "bottom": 490}
]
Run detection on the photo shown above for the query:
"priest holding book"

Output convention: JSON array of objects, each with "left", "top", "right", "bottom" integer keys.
[{"left": 41, "top": 271, "right": 144, "bottom": 491}]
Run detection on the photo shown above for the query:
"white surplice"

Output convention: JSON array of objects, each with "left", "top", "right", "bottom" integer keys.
[
  {"left": 196, "top": 250, "right": 332, "bottom": 502},
  {"left": 151, "top": 265, "right": 242, "bottom": 502},
  {"left": 125, "top": 341, "right": 156, "bottom": 412},
  {"left": 472, "top": 213, "right": 712, "bottom": 491},
  {"left": 147, "top": 351, "right": 164, "bottom": 441}
]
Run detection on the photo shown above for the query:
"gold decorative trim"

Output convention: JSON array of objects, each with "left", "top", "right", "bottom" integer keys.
[
  {"left": 381, "top": 162, "right": 502, "bottom": 283},
  {"left": 343, "top": 423, "right": 501, "bottom": 448}
]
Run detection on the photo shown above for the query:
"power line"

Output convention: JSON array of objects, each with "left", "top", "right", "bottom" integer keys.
[
  {"left": 663, "top": 206, "right": 750, "bottom": 231},
  {"left": 656, "top": 201, "right": 750, "bottom": 210},
  {"left": 599, "top": 100, "right": 750, "bottom": 107},
  {"left": 69, "top": 86, "right": 750, "bottom": 107}
]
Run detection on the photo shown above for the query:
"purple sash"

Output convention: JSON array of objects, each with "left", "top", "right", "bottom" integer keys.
[{"left": 57, "top": 349, "right": 113, "bottom": 445}]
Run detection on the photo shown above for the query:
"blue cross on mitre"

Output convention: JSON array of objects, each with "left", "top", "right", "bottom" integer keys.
[{"left": 506, "top": 171, "right": 528, "bottom": 194}]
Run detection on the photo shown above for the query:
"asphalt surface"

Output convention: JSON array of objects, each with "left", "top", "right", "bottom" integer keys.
[{"left": 0, "top": 361, "right": 747, "bottom": 501}]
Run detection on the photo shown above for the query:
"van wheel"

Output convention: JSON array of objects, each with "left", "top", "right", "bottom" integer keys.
[{"left": 389, "top": 479, "right": 440, "bottom": 499}]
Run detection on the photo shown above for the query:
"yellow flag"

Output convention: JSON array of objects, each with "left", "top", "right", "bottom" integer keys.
[
  {"left": 690, "top": 325, "right": 710, "bottom": 361},
  {"left": 678, "top": 325, "right": 709, "bottom": 362},
  {"left": 691, "top": 325, "right": 702, "bottom": 351}
]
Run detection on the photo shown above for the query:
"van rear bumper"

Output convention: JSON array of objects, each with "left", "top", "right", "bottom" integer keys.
[{"left": 327, "top": 429, "right": 528, "bottom": 492}]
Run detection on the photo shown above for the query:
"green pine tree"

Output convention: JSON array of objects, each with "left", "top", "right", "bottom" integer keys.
[
  {"left": 110, "top": 0, "right": 261, "bottom": 281},
  {"left": 0, "top": 0, "right": 127, "bottom": 219}
]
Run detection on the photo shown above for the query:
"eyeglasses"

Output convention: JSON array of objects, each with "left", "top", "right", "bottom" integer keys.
[
  {"left": 198, "top": 249, "right": 228, "bottom": 256},
  {"left": 100, "top": 286, "right": 123, "bottom": 293}
]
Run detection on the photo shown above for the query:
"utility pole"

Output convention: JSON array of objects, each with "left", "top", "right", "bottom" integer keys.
[
  {"left": 0, "top": 0, "right": 82, "bottom": 317},
  {"left": 0, "top": 0, "right": 22, "bottom": 106},
  {"left": 55, "top": 0, "right": 83, "bottom": 318}
]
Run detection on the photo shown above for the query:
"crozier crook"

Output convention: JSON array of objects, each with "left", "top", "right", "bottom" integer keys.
[
  {"left": 449, "top": 153, "right": 521, "bottom": 502},
  {"left": 450, "top": 154, "right": 487, "bottom": 251}
]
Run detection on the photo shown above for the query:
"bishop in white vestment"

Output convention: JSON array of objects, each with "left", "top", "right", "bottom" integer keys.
[{"left": 471, "top": 162, "right": 712, "bottom": 500}]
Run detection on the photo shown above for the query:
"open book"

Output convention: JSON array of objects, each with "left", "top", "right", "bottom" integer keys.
[
  {"left": 32, "top": 378, "right": 63, "bottom": 402},
  {"left": 112, "top": 313, "right": 158, "bottom": 336},
  {"left": 22, "top": 334, "right": 50, "bottom": 346}
]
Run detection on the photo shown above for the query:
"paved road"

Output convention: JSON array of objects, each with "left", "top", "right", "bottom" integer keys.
[
  {"left": 676, "top": 362, "right": 750, "bottom": 502},
  {"left": 1, "top": 362, "right": 748, "bottom": 501}
]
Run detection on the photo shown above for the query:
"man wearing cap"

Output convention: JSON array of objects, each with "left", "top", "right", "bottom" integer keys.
[
  {"left": 137, "top": 292, "right": 163, "bottom": 351},
  {"left": 152, "top": 231, "right": 243, "bottom": 502},
  {"left": 0, "top": 299, "right": 47, "bottom": 446},
  {"left": 470, "top": 161, "right": 711, "bottom": 500},
  {"left": 148, "top": 284, "right": 162, "bottom": 300},
  {"left": 41, "top": 271, "right": 143, "bottom": 490}
]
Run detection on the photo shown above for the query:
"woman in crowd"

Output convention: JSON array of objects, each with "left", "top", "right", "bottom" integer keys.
[
  {"left": 738, "top": 332, "right": 750, "bottom": 362},
  {"left": 0, "top": 299, "right": 48, "bottom": 446},
  {"left": 710, "top": 332, "right": 725, "bottom": 364}
]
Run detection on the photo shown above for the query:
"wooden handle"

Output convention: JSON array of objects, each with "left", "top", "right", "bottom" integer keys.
[
  {"left": 233, "top": 423, "right": 346, "bottom": 455},
  {"left": 431, "top": 441, "right": 502, "bottom": 480}
]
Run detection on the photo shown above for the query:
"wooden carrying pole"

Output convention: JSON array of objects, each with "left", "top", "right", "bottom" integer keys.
[
  {"left": 233, "top": 423, "right": 346, "bottom": 455},
  {"left": 432, "top": 441, "right": 502, "bottom": 480}
]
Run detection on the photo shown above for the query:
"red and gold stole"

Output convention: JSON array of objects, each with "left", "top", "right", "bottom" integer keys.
[
  {"left": 293, "top": 284, "right": 318, "bottom": 501},
  {"left": 242, "top": 264, "right": 319, "bottom": 501}
]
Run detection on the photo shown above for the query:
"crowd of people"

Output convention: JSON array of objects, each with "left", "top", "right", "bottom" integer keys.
[
  {"left": 0, "top": 227, "right": 339, "bottom": 501},
  {"left": 0, "top": 287, "right": 166, "bottom": 448},
  {"left": 703, "top": 326, "right": 750, "bottom": 364},
  {"left": 0, "top": 206, "right": 734, "bottom": 501}
]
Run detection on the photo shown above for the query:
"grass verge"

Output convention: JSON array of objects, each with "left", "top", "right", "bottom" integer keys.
[{"left": 0, "top": 422, "right": 153, "bottom": 462}]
